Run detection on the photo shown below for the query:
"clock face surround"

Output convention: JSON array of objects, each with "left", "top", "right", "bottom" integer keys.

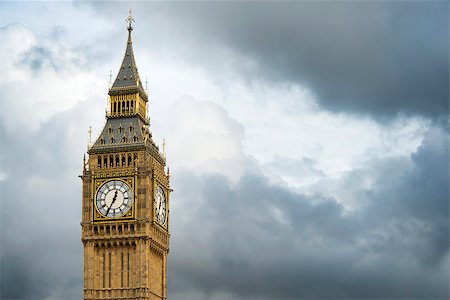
[
  {"left": 154, "top": 186, "right": 166, "bottom": 225},
  {"left": 96, "top": 180, "right": 133, "bottom": 218}
]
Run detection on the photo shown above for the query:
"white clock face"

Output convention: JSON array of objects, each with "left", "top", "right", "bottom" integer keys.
[
  {"left": 96, "top": 180, "right": 133, "bottom": 218},
  {"left": 154, "top": 186, "right": 166, "bottom": 225}
]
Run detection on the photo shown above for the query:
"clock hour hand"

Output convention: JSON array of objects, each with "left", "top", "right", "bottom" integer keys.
[{"left": 106, "top": 190, "right": 118, "bottom": 216}]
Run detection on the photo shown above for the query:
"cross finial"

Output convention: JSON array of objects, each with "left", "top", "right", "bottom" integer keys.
[{"left": 126, "top": 8, "right": 135, "bottom": 31}]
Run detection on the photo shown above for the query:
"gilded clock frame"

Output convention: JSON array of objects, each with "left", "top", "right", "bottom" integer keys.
[
  {"left": 93, "top": 176, "right": 136, "bottom": 222},
  {"left": 153, "top": 179, "right": 169, "bottom": 229}
]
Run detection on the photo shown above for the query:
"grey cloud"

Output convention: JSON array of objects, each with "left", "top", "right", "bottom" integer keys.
[
  {"left": 0, "top": 99, "right": 99, "bottom": 299},
  {"left": 0, "top": 101, "right": 447, "bottom": 299},
  {"left": 90, "top": 2, "right": 448, "bottom": 120},
  {"left": 0, "top": 23, "right": 109, "bottom": 75},
  {"left": 16, "top": 43, "right": 104, "bottom": 75},
  {"left": 2, "top": 105, "right": 446, "bottom": 299},
  {"left": 264, "top": 155, "right": 325, "bottom": 182},
  {"left": 168, "top": 127, "right": 449, "bottom": 299},
  {"left": 183, "top": 2, "right": 448, "bottom": 120},
  {"left": 1, "top": 4, "right": 448, "bottom": 298},
  {"left": 19, "top": 46, "right": 57, "bottom": 72},
  {"left": 365, "top": 128, "right": 449, "bottom": 266}
]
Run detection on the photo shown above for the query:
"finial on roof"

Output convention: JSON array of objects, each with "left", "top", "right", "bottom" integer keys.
[
  {"left": 126, "top": 8, "right": 135, "bottom": 31},
  {"left": 88, "top": 126, "right": 93, "bottom": 143},
  {"left": 162, "top": 139, "right": 166, "bottom": 156}
]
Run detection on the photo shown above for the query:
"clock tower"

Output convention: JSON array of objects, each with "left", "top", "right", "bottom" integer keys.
[{"left": 81, "top": 13, "right": 170, "bottom": 300}]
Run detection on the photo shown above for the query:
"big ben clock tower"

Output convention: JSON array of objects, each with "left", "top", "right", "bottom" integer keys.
[{"left": 80, "top": 12, "right": 170, "bottom": 300}]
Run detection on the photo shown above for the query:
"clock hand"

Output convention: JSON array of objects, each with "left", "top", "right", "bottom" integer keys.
[
  {"left": 157, "top": 197, "right": 164, "bottom": 220},
  {"left": 106, "top": 190, "right": 118, "bottom": 216}
]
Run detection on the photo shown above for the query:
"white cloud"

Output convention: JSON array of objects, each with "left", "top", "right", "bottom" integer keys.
[
  {"left": 0, "top": 24, "right": 106, "bottom": 135},
  {"left": 155, "top": 96, "right": 254, "bottom": 181},
  {"left": 0, "top": 171, "right": 7, "bottom": 182}
]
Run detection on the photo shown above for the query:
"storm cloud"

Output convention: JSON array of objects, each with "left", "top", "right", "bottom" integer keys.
[
  {"left": 190, "top": 2, "right": 449, "bottom": 120},
  {"left": 90, "top": 1, "right": 449, "bottom": 120},
  {"left": 0, "top": 2, "right": 448, "bottom": 300},
  {"left": 168, "top": 127, "right": 448, "bottom": 299}
]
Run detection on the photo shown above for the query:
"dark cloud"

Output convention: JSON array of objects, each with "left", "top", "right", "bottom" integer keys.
[
  {"left": 19, "top": 46, "right": 57, "bottom": 72},
  {"left": 0, "top": 99, "right": 100, "bottom": 299},
  {"left": 0, "top": 23, "right": 110, "bottom": 76},
  {"left": 190, "top": 2, "right": 448, "bottom": 120},
  {"left": 1, "top": 3, "right": 448, "bottom": 299},
  {"left": 366, "top": 129, "right": 449, "bottom": 266},
  {"left": 90, "top": 2, "right": 448, "bottom": 120},
  {"left": 1, "top": 93, "right": 447, "bottom": 300},
  {"left": 168, "top": 127, "right": 449, "bottom": 299}
]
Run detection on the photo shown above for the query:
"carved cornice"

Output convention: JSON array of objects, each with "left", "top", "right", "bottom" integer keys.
[
  {"left": 108, "top": 85, "right": 148, "bottom": 102},
  {"left": 88, "top": 143, "right": 146, "bottom": 155}
]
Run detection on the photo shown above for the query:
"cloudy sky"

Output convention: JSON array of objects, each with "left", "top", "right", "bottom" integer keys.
[{"left": 0, "top": 1, "right": 448, "bottom": 299}]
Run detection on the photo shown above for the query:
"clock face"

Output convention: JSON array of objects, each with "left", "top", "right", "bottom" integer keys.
[
  {"left": 96, "top": 180, "right": 133, "bottom": 218},
  {"left": 154, "top": 186, "right": 166, "bottom": 225}
]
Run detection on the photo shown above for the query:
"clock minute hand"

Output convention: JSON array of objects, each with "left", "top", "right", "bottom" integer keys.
[
  {"left": 157, "top": 196, "right": 163, "bottom": 219},
  {"left": 106, "top": 190, "right": 118, "bottom": 216}
]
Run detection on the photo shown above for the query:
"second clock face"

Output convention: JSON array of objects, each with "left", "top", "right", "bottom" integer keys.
[
  {"left": 96, "top": 180, "right": 133, "bottom": 218},
  {"left": 154, "top": 186, "right": 167, "bottom": 225}
]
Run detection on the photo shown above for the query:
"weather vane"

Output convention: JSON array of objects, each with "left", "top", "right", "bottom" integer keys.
[{"left": 126, "top": 8, "right": 135, "bottom": 31}]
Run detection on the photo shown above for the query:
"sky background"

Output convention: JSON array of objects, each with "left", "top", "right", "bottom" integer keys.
[{"left": 0, "top": 1, "right": 448, "bottom": 299}]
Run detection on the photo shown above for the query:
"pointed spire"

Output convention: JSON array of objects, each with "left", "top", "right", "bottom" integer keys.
[{"left": 109, "top": 10, "right": 146, "bottom": 100}]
